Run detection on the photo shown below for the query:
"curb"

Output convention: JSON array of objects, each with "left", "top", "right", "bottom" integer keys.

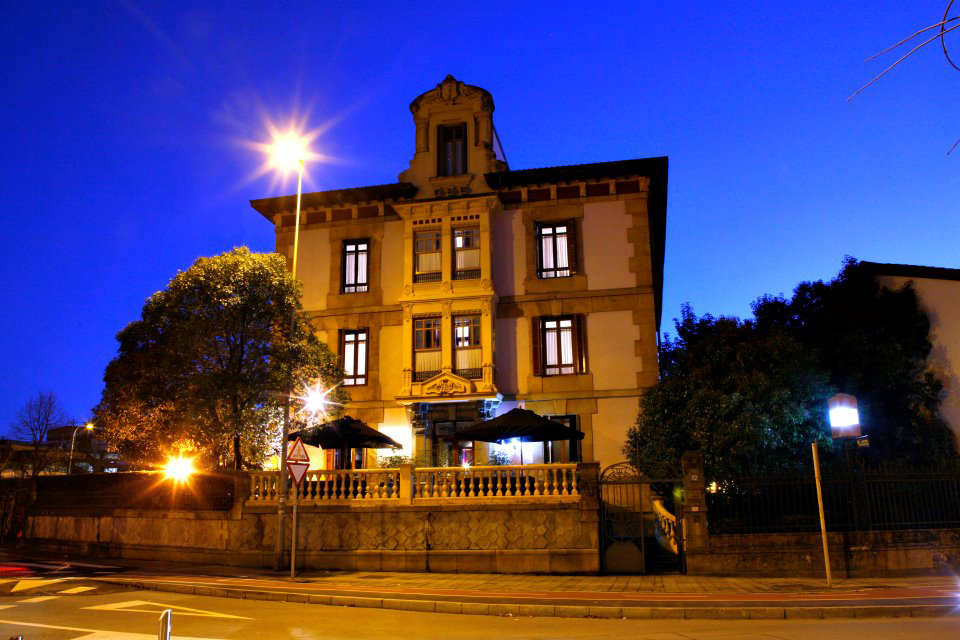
[{"left": 93, "top": 578, "right": 958, "bottom": 620}]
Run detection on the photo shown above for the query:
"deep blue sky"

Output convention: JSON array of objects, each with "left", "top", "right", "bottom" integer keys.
[{"left": 2, "top": 2, "right": 958, "bottom": 428}]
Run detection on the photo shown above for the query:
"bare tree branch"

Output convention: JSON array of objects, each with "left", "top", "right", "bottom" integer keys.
[
  {"left": 10, "top": 392, "right": 70, "bottom": 478},
  {"left": 849, "top": 22, "right": 960, "bottom": 101},
  {"left": 865, "top": 17, "right": 959, "bottom": 61}
]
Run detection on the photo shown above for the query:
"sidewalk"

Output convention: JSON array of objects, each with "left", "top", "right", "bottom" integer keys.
[{"left": 77, "top": 555, "right": 960, "bottom": 620}]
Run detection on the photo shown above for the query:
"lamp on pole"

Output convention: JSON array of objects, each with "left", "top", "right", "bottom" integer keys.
[
  {"left": 267, "top": 133, "right": 308, "bottom": 572},
  {"left": 67, "top": 423, "right": 94, "bottom": 474}
]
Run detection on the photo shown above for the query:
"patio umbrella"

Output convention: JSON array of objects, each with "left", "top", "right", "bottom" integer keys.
[
  {"left": 456, "top": 408, "right": 584, "bottom": 464},
  {"left": 293, "top": 416, "right": 402, "bottom": 468}
]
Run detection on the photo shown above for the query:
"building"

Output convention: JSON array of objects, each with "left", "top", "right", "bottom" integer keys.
[
  {"left": 861, "top": 261, "right": 960, "bottom": 449},
  {"left": 250, "top": 76, "right": 668, "bottom": 470}
]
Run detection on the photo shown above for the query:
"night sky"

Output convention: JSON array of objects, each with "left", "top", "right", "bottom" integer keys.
[{"left": 2, "top": 2, "right": 958, "bottom": 428}]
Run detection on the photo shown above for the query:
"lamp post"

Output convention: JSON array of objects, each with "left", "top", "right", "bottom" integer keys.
[
  {"left": 67, "top": 423, "right": 94, "bottom": 474},
  {"left": 267, "top": 133, "right": 307, "bottom": 572}
]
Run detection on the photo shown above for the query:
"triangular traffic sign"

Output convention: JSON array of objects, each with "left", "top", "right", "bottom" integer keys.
[
  {"left": 287, "top": 461, "right": 310, "bottom": 486},
  {"left": 287, "top": 437, "right": 310, "bottom": 463}
]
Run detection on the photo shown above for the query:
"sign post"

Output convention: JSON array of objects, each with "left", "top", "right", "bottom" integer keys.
[
  {"left": 811, "top": 441, "right": 832, "bottom": 588},
  {"left": 286, "top": 437, "right": 310, "bottom": 580}
]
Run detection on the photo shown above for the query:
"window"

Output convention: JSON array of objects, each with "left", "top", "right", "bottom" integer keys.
[
  {"left": 453, "top": 315, "right": 481, "bottom": 379},
  {"left": 532, "top": 315, "right": 586, "bottom": 376},
  {"left": 342, "top": 240, "right": 369, "bottom": 293},
  {"left": 339, "top": 329, "right": 368, "bottom": 386},
  {"left": 535, "top": 221, "right": 578, "bottom": 278},
  {"left": 437, "top": 123, "right": 467, "bottom": 176},
  {"left": 544, "top": 415, "right": 581, "bottom": 463},
  {"left": 414, "top": 230, "right": 442, "bottom": 283},
  {"left": 453, "top": 227, "right": 480, "bottom": 280},
  {"left": 413, "top": 317, "right": 441, "bottom": 381}
]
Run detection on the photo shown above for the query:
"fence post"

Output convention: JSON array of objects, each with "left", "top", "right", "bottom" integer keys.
[{"left": 681, "top": 451, "right": 709, "bottom": 554}]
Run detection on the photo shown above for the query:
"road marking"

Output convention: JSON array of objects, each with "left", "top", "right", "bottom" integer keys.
[
  {"left": 18, "top": 596, "right": 60, "bottom": 603},
  {"left": 83, "top": 599, "right": 252, "bottom": 619},
  {"left": 10, "top": 578, "right": 67, "bottom": 592},
  {"left": 0, "top": 618, "right": 221, "bottom": 639},
  {"left": 59, "top": 585, "right": 97, "bottom": 594}
]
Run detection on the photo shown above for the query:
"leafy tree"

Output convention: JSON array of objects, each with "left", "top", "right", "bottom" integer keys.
[
  {"left": 10, "top": 391, "right": 70, "bottom": 478},
  {"left": 627, "top": 258, "right": 957, "bottom": 477},
  {"left": 94, "top": 248, "right": 345, "bottom": 470},
  {"left": 625, "top": 308, "right": 834, "bottom": 479},
  {"left": 753, "top": 258, "right": 955, "bottom": 465}
]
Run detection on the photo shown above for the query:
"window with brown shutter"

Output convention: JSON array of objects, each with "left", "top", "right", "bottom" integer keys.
[
  {"left": 531, "top": 316, "right": 543, "bottom": 376},
  {"left": 535, "top": 220, "right": 578, "bottom": 278},
  {"left": 535, "top": 315, "right": 587, "bottom": 376}
]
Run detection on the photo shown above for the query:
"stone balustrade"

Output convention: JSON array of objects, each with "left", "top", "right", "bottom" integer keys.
[{"left": 246, "top": 463, "right": 580, "bottom": 506}]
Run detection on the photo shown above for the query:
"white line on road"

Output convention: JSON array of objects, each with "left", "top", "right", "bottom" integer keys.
[
  {"left": 83, "top": 599, "right": 253, "bottom": 619},
  {"left": 0, "top": 617, "right": 222, "bottom": 639},
  {"left": 59, "top": 586, "right": 97, "bottom": 594}
]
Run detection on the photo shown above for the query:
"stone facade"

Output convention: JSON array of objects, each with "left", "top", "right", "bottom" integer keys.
[
  {"left": 249, "top": 76, "right": 668, "bottom": 471},
  {"left": 686, "top": 529, "right": 960, "bottom": 577},
  {"left": 25, "top": 470, "right": 601, "bottom": 574}
]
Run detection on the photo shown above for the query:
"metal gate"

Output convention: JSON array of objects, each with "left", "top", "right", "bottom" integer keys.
[{"left": 600, "top": 462, "right": 684, "bottom": 574}]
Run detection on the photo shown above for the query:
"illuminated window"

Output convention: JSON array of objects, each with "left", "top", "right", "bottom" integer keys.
[
  {"left": 533, "top": 315, "right": 586, "bottom": 376},
  {"left": 453, "top": 227, "right": 480, "bottom": 280},
  {"left": 535, "top": 221, "right": 577, "bottom": 278},
  {"left": 437, "top": 123, "right": 467, "bottom": 177},
  {"left": 339, "top": 329, "right": 367, "bottom": 386},
  {"left": 414, "top": 230, "right": 441, "bottom": 283},
  {"left": 342, "top": 240, "right": 369, "bottom": 293},
  {"left": 413, "top": 317, "right": 441, "bottom": 381},
  {"left": 453, "top": 315, "right": 481, "bottom": 379}
]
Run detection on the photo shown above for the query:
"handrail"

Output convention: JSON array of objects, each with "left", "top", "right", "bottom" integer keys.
[
  {"left": 246, "top": 463, "right": 580, "bottom": 505},
  {"left": 652, "top": 498, "right": 680, "bottom": 555},
  {"left": 413, "top": 464, "right": 578, "bottom": 499}
]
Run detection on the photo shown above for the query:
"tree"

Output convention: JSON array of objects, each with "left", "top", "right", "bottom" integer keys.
[
  {"left": 626, "top": 259, "right": 957, "bottom": 477},
  {"left": 625, "top": 308, "right": 834, "bottom": 479},
  {"left": 753, "top": 258, "right": 956, "bottom": 465},
  {"left": 11, "top": 391, "right": 70, "bottom": 478},
  {"left": 94, "top": 248, "right": 345, "bottom": 470}
]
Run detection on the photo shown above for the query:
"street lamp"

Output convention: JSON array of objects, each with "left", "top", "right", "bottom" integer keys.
[
  {"left": 67, "top": 423, "right": 94, "bottom": 474},
  {"left": 267, "top": 131, "right": 309, "bottom": 572}
]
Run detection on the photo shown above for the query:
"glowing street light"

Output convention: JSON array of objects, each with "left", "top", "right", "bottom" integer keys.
[
  {"left": 299, "top": 381, "right": 339, "bottom": 421},
  {"left": 164, "top": 456, "right": 195, "bottom": 483},
  {"left": 828, "top": 393, "right": 861, "bottom": 438},
  {"left": 67, "top": 422, "right": 95, "bottom": 475}
]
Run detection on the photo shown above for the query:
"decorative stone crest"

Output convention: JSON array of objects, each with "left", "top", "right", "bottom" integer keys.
[
  {"left": 441, "top": 300, "right": 452, "bottom": 316},
  {"left": 402, "top": 304, "right": 413, "bottom": 321},
  {"left": 402, "top": 284, "right": 413, "bottom": 297},
  {"left": 481, "top": 278, "right": 492, "bottom": 290},
  {"left": 481, "top": 300, "right": 492, "bottom": 316},
  {"left": 423, "top": 374, "right": 469, "bottom": 397},
  {"left": 440, "top": 281, "right": 453, "bottom": 294}
]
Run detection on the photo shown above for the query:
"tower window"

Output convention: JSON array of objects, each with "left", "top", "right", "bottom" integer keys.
[{"left": 437, "top": 124, "right": 467, "bottom": 177}]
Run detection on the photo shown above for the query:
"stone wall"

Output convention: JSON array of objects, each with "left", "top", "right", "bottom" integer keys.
[
  {"left": 24, "top": 470, "right": 600, "bottom": 574},
  {"left": 686, "top": 528, "right": 960, "bottom": 577}
]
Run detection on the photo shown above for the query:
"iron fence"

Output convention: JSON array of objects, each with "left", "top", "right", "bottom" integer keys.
[{"left": 706, "top": 467, "right": 960, "bottom": 534}]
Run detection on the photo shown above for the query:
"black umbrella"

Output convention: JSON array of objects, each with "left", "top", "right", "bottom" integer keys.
[
  {"left": 293, "top": 416, "right": 402, "bottom": 468},
  {"left": 456, "top": 408, "right": 584, "bottom": 464}
]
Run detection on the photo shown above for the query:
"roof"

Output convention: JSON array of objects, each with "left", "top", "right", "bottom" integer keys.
[
  {"left": 483, "top": 156, "right": 668, "bottom": 189},
  {"left": 249, "top": 183, "right": 418, "bottom": 217},
  {"left": 860, "top": 261, "right": 960, "bottom": 283}
]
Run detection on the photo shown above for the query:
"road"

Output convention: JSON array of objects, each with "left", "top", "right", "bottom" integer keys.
[{"left": 0, "top": 570, "right": 957, "bottom": 639}]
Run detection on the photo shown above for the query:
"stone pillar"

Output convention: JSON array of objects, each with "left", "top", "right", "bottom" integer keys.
[
  {"left": 399, "top": 463, "right": 414, "bottom": 505},
  {"left": 681, "top": 451, "right": 709, "bottom": 552}
]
